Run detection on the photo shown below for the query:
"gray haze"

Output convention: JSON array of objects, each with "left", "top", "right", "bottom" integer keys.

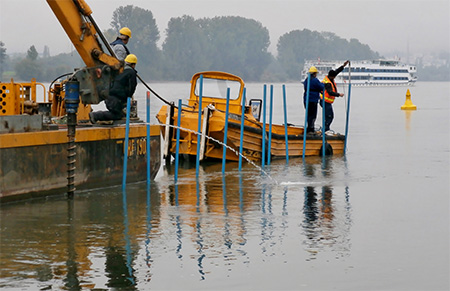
[{"left": 1, "top": 0, "right": 449, "bottom": 58}]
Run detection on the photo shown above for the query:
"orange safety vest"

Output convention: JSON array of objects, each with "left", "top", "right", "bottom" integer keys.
[{"left": 320, "top": 76, "right": 337, "bottom": 104}]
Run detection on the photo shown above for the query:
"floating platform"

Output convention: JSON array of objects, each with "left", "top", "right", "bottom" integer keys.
[
  {"left": 156, "top": 71, "right": 345, "bottom": 163},
  {"left": 0, "top": 115, "right": 161, "bottom": 203}
]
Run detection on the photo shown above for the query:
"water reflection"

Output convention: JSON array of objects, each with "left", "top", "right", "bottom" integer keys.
[
  {"left": 120, "top": 190, "right": 135, "bottom": 287},
  {"left": 145, "top": 184, "right": 152, "bottom": 269},
  {"left": 1, "top": 156, "right": 353, "bottom": 288},
  {"left": 65, "top": 199, "right": 80, "bottom": 290},
  {"left": 0, "top": 182, "right": 163, "bottom": 289},
  {"left": 301, "top": 156, "right": 352, "bottom": 260},
  {"left": 158, "top": 161, "right": 261, "bottom": 279},
  {"left": 404, "top": 110, "right": 412, "bottom": 131}
]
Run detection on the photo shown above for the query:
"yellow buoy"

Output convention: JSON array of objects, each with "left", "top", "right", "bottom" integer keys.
[{"left": 401, "top": 89, "right": 417, "bottom": 110}]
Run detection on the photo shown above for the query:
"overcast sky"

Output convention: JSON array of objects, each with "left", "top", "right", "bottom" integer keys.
[{"left": 1, "top": 0, "right": 449, "bottom": 58}]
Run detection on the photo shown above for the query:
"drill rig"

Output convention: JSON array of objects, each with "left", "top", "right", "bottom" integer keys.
[
  {"left": 47, "top": 0, "right": 126, "bottom": 115},
  {"left": 0, "top": 0, "right": 161, "bottom": 202},
  {"left": 48, "top": 0, "right": 132, "bottom": 197}
]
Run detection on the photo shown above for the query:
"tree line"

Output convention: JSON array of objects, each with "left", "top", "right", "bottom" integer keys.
[{"left": 1, "top": 5, "right": 447, "bottom": 83}]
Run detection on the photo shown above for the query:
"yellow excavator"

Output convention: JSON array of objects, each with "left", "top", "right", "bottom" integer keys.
[
  {"left": 0, "top": 0, "right": 161, "bottom": 201},
  {"left": 1, "top": 0, "right": 126, "bottom": 120}
]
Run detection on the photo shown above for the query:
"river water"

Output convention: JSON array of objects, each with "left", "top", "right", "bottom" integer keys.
[{"left": 1, "top": 82, "right": 449, "bottom": 290}]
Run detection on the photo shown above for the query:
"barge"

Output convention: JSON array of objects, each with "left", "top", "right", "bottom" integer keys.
[
  {"left": 156, "top": 71, "right": 345, "bottom": 163},
  {"left": 0, "top": 80, "right": 161, "bottom": 203}
]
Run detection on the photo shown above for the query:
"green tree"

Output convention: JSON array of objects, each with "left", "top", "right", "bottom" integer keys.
[
  {"left": 163, "top": 15, "right": 272, "bottom": 81},
  {"left": 276, "top": 29, "right": 380, "bottom": 80},
  {"left": 162, "top": 15, "right": 212, "bottom": 80},
  {"left": 205, "top": 16, "right": 271, "bottom": 81},
  {"left": 347, "top": 38, "right": 379, "bottom": 60},
  {"left": 110, "top": 5, "right": 162, "bottom": 80},
  {"left": 42, "top": 52, "right": 83, "bottom": 82},
  {"left": 15, "top": 45, "right": 41, "bottom": 81},
  {"left": 27, "top": 45, "right": 38, "bottom": 61},
  {"left": 43, "top": 45, "right": 50, "bottom": 58},
  {"left": 277, "top": 29, "right": 328, "bottom": 80},
  {"left": 15, "top": 58, "right": 40, "bottom": 81}
]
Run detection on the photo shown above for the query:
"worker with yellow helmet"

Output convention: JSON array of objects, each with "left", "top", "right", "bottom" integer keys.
[
  {"left": 89, "top": 54, "right": 138, "bottom": 123},
  {"left": 303, "top": 65, "right": 325, "bottom": 134},
  {"left": 111, "top": 27, "right": 132, "bottom": 61}
]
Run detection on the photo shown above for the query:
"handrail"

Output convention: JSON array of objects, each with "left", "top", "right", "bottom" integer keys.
[
  {"left": 9, "top": 79, "right": 49, "bottom": 115},
  {"left": 18, "top": 83, "right": 25, "bottom": 114},
  {"left": 35, "top": 82, "right": 47, "bottom": 102}
]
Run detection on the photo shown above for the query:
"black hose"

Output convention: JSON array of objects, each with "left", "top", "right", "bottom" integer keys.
[
  {"left": 136, "top": 74, "right": 175, "bottom": 107},
  {"left": 49, "top": 72, "right": 73, "bottom": 91}
]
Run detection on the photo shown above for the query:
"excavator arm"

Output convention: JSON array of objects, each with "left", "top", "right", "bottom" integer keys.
[
  {"left": 47, "top": 0, "right": 120, "bottom": 68},
  {"left": 47, "top": 0, "right": 123, "bottom": 104}
]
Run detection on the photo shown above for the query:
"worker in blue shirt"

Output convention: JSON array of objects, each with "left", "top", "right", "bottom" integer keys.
[{"left": 303, "top": 66, "right": 325, "bottom": 134}]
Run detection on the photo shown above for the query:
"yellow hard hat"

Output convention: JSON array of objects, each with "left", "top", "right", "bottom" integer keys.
[
  {"left": 124, "top": 54, "right": 137, "bottom": 64},
  {"left": 309, "top": 66, "right": 318, "bottom": 73},
  {"left": 119, "top": 27, "right": 132, "bottom": 38}
]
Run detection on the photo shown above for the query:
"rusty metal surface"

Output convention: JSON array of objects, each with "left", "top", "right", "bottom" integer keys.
[
  {"left": 72, "top": 66, "right": 115, "bottom": 104},
  {"left": 0, "top": 115, "right": 43, "bottom": 133},
  {"left": 0, "top": 134, "right": 161, "bottom": 203}
]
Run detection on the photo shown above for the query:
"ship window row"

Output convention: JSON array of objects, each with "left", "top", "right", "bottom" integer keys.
[
  {"left": 372, "top": 77, "right": 408, "bottom": 80},
  {"left": 342, "top": 76, "right": 408, "bottom": 81},
  {"left": 343, "top": 68, "right": 408, "bottom": 73},
  {"left": 342, "top": 76, "right": 370, "bottom": 80}
]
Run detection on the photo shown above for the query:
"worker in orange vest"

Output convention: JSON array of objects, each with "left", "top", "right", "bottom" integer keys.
[{"left": 320, "top": 60, "right": 349, "bottom": 134}]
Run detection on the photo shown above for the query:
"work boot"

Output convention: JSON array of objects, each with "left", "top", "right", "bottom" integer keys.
[{"left": 89, "top": 112, "right": 96, "bottom": 124}]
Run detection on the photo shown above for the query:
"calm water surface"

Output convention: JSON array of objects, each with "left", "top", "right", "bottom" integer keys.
[{"left": 1, "top": 82, "right": 449, "bottom": 290}]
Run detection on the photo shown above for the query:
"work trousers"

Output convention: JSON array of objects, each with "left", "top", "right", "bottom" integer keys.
[
  {"left": 92, "top": 96, "right": 124, "bottom": 121},
  {"left": 303, "top": 101, "right": 318, "bottom": 133},
  {"left": 319, "top": 101, "right": 334, "bottom": 132}
]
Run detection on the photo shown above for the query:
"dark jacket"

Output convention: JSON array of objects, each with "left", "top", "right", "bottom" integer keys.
[
  {"left": 324, "top": 65, "right": 345, "bottom": 97},
  {"left": 303, "top": 76, "right": 325, "bottom": 103},
  {"left": 110, "top": 65, "right": 137, "bottom": 102}
]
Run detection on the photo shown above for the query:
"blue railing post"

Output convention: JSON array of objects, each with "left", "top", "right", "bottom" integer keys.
[
  {"left": 222, "top": 88, "right": 231, "bottom": 174},
  {"left": 238, "top": 88, "right": 246, "bottom": 171},
  {"left": 302, "top": 74, "right": 311, "bottom": 159},
  {"left": 174, "top": 99, "right": 182, "bottom": 183},
  {"left": 322, "top": 84, "right": 326, "bottom": 157},
  {"left": 122, "top": 97, "right": 132, "bottom": 191},
  {"left": 146, "top": 91, "right": 151, "bottom": 184},
  {"left": 196, "top": 75, "right": 204, "bottom": 178},
  {"left": 344, "top": 64, "right": 352, "bottom": 154},
  {"left": 262, "top": 85, "right": 267, "bottom": 167},
  {"left": 282, "top": 85, "right": 289, "bottom": 163},
  {"left": 268, "top": 85, "right": 273, "bottom": 165}
]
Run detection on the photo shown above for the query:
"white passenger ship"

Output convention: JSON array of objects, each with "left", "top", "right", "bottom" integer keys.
[{"left": 302, "top": 59, "right": 417, "bottom": 86}]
